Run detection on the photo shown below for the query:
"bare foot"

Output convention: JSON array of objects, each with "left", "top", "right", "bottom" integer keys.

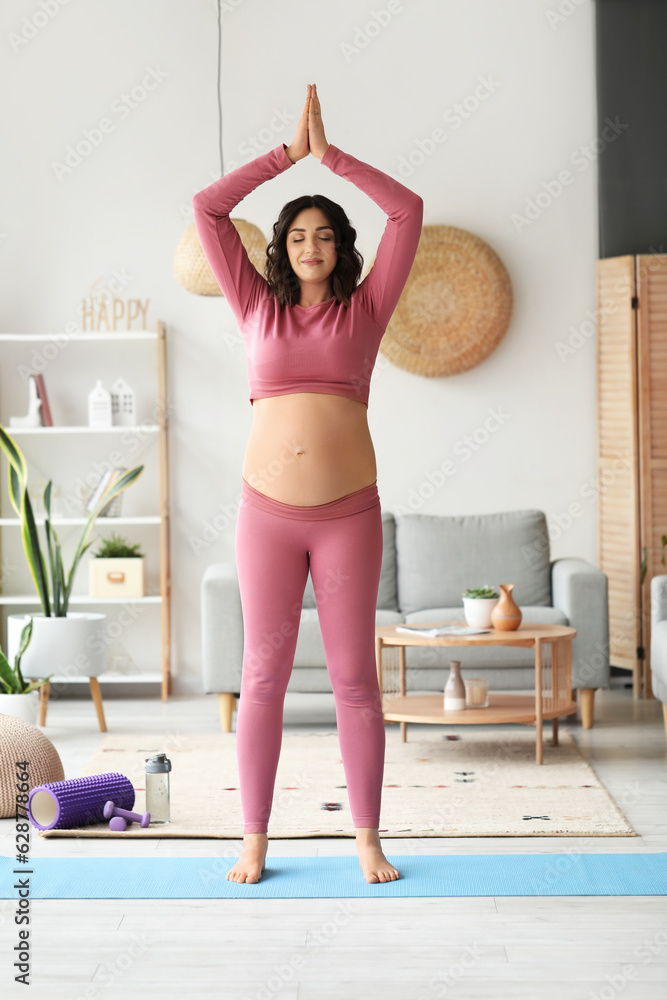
[
  {"left": 226, "top": 833, "right": 268, "bottom": 883},
  {"left": 355, "top": 828, "right": 400, "bottom": 884}
]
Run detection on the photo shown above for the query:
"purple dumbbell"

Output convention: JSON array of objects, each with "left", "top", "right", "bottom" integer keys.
[
  {"left": 109, "top": 816, "right": 127, "bottom": 831},
  {"left": 104, "top": 799, "right": 151, "bottom": 828}
]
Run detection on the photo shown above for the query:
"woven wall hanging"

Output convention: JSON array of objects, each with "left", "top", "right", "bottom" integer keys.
[{"left": 377, "top": 224, "right": 513, "bottom": 376}]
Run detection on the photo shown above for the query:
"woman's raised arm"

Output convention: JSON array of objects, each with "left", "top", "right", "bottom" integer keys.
[
  {"left": 321, "top": 143, "right": 424, "bottom": 331},
  {"left": 192, "top": 89, "right": 311, "bottom": 326},
  {"left": 309, "top": 83, "right": 424, "bottom": 331}
]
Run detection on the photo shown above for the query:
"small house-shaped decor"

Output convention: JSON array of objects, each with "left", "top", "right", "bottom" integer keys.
[
  {"left": 88, "top": 380, "right": 112, "bottom": 428},
  {"left": 110, "top": 377, "right": 135, "bottom": 427}
]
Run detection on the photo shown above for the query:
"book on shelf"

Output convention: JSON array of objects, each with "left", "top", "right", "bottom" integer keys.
[
  {"left": 395, "top": 624, "right": 492, "bottom": 638},
  {"left": 99, "top": 468, "right": 126, "bottom": 516},
  {"left": 32, "top": 374, "right": 53, "bottom": 426},
  {"left": 86, "top": 467, "right": 126, "bottom": 515},
  {"left": 86, "top": 468, "right": 112, "bottom": 513}
]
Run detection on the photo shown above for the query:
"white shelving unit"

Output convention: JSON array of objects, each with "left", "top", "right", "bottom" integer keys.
[{"left": 0, "top": 322, "right": 172, "bottom": 708}]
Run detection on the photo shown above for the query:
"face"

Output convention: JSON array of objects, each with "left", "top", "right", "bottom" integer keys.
[{"left": 285, "top": 206, "right": 338, "bottom": 289}]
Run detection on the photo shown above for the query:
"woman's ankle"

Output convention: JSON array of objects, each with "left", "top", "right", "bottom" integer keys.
[{"left": 355, "top": 826, "right": 381, "bottom": 840}]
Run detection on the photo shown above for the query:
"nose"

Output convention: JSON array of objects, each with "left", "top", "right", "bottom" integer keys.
[{"left": 301, "top": 239, "right": 320, "bottom": 257}]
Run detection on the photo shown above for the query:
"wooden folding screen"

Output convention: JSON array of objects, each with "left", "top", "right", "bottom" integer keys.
[{"left": 596, "top": 253, "right": 667, "bottom": 699}]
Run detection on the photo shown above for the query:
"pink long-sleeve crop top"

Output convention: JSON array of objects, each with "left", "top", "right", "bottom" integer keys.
[{"left": 192, "top": 141, "right": 423, "bottom": 407}]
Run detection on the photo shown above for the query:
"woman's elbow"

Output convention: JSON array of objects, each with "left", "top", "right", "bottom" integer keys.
[{"left": 192, "top": 190, "right": 208, "bottom": 213}]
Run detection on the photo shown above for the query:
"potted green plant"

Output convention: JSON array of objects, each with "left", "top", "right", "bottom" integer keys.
[
  {"left": 0, "top": 424, "right": 144, "bottom": 681},
  {"left": 640, "top": 535, "right": 667, "bottom": 585},
  {"left": 89, "top": 532, "right": 146, "bottom": 598},
  {"left": 461, "top": 585, "right": 500, "bottom": 628},
  {"left": 0, "top": 618, "right": 53, "bottom": 724}
]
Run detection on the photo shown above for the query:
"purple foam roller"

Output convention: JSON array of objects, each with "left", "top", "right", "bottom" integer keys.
[{"left": 27, "top": 773, "right": 135, "bottom": 830}]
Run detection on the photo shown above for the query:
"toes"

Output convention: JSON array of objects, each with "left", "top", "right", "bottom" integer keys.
[{"left": 227, "top": 869, "right": 263, "bottom": 884}]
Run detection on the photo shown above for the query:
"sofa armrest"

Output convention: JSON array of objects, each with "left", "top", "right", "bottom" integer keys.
[
  {"left": 551, "top": 557, "right": 609, "bottom": 689},
  {"left": 650, "top": 574, "right": 667, "bottom": 627},
  {"left": 201, "top": 563, "right": 243, "bottom": 693}
]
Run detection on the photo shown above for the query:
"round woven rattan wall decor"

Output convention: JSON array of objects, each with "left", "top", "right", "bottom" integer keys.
[
  {"left": 377, "top": 224, "right": 513, "bottom": 376},
  {"left": 174, "top": 219, "right": 267, "bottom": 296}
]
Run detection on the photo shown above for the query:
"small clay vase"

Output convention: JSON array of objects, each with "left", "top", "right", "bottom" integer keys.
[
  {"left": 444, "top": 659, "right": 466, "bottom": 711},
  {"left": 490, "top": 583, "right": 522, "bottom": 631}
]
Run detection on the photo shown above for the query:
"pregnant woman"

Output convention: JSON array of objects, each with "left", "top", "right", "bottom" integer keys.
[{"left": 193, "top": 83, "right": 423, "bottom": 884}]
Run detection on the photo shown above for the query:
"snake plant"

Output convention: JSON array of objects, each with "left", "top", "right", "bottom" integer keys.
[
  {"left": 0, "top": 423, "right": 144, "bottom": 617},
  {"left": 0, "top": 617, "right": 52, "bottom": 694}
]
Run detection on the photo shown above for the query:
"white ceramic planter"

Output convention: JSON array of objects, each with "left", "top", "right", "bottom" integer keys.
[
  {"left": 462, "top": 597, "right": 499, "bottom": 628},
  {"left": 6, "top": 612, "right": 108, "bottom": 679},
  {"left": 89, "top": 556, "right": 145, "bottom": 598},
  {"left": 0, "top": 690, "right": 40, "bottom": 725}
]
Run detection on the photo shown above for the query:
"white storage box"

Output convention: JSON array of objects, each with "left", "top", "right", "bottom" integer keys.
[{"left": 89, "top": 557, "right": 145, "bottom": 598}]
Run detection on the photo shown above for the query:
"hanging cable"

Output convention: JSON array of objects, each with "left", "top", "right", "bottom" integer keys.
[{"left": 217, "top": 0, "right": 223, "bottom": 176}]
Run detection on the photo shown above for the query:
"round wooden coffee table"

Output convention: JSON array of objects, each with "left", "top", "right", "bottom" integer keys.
[{"left": 374, "top": 623, "right": 577, "bottom": 764}]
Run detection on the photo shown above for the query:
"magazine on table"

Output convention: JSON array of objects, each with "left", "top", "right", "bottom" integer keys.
[{"left": 395, "top": 624, "right": 492, "bottom": 638}]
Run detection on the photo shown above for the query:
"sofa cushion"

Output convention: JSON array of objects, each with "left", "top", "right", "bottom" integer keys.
[
  {"left": 301, "top": 509, "right": 398, "bottom": 611},
  {"left": 395, "top": 509, "right": 551, "bottom": 614}
]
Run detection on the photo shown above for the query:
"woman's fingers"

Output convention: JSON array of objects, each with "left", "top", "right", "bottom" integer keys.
[
  {"left": 307, "top": 83, "right": 328, "bottom": 159},
  {"left": 310, "top": 82, "right": 320, "bottom": 116},
  {"left": 286, "top": 87, "right": 312, "bottom": 162}
]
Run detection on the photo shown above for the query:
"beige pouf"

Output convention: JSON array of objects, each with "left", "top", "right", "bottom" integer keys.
[{"left": 0, "top": 714, "right": 64, "bottom": 819}]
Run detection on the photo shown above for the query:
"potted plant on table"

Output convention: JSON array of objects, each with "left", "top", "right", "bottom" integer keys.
[
  {"left": 0, "top": 618, "right": 53, "bottom": 725},
  {"left": 0, "top": 424, "right": 144, "bottom": 682},
  {"left": 89, "top": 532, "right": 146, "bottom": 598},
  {"left": 461, "top": 585, "right": 500, "bottom": 628}
]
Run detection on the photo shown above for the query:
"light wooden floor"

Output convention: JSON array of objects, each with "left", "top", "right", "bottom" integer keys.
[{"left": 1, "top": 674, "right": 666, "bottom": 999}]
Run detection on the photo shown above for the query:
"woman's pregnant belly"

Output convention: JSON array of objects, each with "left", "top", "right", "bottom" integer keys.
[{"left": 242, "top": 393, "right": 378, "bottom": 505}]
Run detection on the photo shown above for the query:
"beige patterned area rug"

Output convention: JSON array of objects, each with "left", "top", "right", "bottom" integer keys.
[{"left": 40, "top": 728, "right": 637, "bottom": 839}]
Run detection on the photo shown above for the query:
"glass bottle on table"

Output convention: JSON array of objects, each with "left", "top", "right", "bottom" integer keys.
[{"left": 444, "top": 660, "right": 466, "bottom": 711}]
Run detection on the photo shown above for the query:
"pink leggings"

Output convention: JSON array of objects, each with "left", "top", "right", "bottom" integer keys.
[{"left": 234, "top": 477, "right": 386, "bottom": 834}]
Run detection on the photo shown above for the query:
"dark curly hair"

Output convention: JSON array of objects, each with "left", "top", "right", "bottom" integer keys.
[{"left": 264, "top": 194, "right": 364, "bottom": 308}]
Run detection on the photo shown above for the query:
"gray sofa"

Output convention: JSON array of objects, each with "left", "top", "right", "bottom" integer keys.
[
  {"left": 202, "top": 508, "right": 609, "bottom": 732},
  {"left": 650, "top": 574, "right": 667, "bottom": 739}
]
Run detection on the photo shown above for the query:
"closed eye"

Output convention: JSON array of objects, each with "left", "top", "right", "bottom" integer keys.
[{"left": 293, "top": 238, "right": 331, "bottom": 242}]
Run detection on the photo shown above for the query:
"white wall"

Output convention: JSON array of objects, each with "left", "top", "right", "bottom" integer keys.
[{"left": 1, "top": 0, "right": 599, "bottom": 691}]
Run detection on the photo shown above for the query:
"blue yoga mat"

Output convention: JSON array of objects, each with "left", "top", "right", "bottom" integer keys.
[{"left": 2, "top": 853, "right": 665, "bottom": 898}]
